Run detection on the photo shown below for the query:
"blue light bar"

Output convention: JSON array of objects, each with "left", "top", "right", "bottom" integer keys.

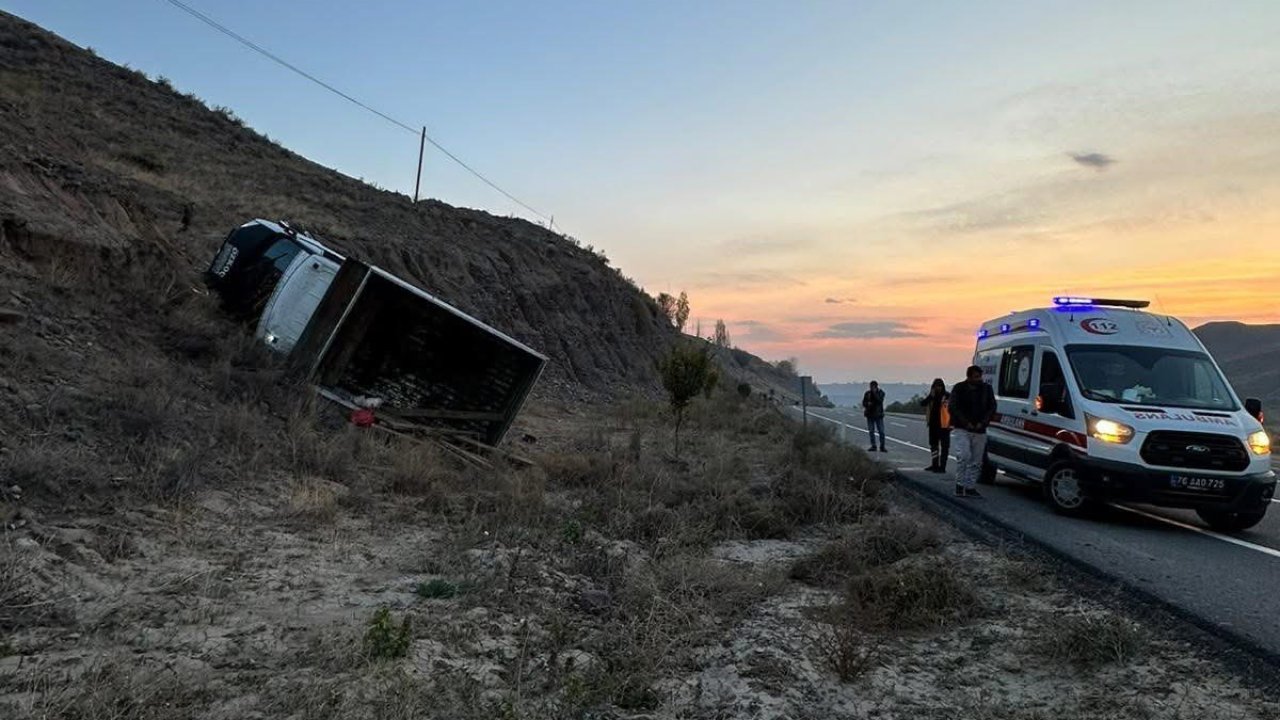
[
  {"left": 999, "top": 323, "right": 1011, "bottom": 333},
  {"left": 1028, "top": 318, "right": 1041, "bottom": 329},
  {"left": 1053, "top": 296, "right": 1150, "bottom": 309},
  {"left": 978, "top": 328, "right": 989, "bottom": 339}
]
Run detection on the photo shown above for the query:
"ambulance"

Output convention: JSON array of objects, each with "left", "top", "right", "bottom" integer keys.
[{"left": 973, "top": 297, "right": 1273, "bottom": 532}]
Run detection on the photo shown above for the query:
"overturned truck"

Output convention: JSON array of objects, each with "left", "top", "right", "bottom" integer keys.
[{"left": 204, "top": 219, "right": 546, "bottom": 445}]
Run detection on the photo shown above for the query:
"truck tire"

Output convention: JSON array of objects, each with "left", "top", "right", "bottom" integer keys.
[
  {"left": 1195, "top": 508, "right": 1266, "bottom": 533},
  {"left": 1043, "top": 461, "right": 1092, "bottom": 516}
]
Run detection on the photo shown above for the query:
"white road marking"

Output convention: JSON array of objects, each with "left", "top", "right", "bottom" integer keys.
[
  {"left": 1108, "top": 503, "right": 1280, "bottom": 560},
  {"left": 806, "top": 410, "right": 953, "bottom": 458},
  {"left": 890, "top": 421, "right": 907, "bottom": 428}
]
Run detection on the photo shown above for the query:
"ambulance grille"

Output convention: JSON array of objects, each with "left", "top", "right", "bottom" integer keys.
[{"left": 1140, "top": 431, "right": 1249, "bottom": 472}]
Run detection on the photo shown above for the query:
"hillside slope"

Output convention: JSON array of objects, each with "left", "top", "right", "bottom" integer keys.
[
  {"left": 1195, "top": 322, "right": 1280, "bottom": 408},
  {"left": 0, "top": 10, "right": 678, "bottom": 393}
]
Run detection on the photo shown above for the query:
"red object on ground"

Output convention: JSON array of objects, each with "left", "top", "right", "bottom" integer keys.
[{"left": 350, "top": 408, "right": 376, "bottom": 427}]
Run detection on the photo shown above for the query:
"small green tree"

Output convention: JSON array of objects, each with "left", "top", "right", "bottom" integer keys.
[
  {"left": 675, "top": 292, "right": 691, "bottom": 333},
  {"left": 659, "top": 343, "right": 714, "bottom": 454},
  {"left": 363, "top": 607, "right": 413, "bottom": 661}
]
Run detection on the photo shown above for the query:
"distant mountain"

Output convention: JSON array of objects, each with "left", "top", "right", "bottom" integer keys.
[
  {"left": 1194, "top": 322, "right": 1280, "bottom": 410},
  {"left": 820, "top": 382, "right": 930, "bottom": 408}
]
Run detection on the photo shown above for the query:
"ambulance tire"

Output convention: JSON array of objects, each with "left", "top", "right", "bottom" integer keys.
[
  {"left": 1043, "top": 461, "right": 1094, "bottom": 517},
  {"left": 978, "top": 453, "right": 997, "bottom": 485},
  {"left": 1196, "top": 508, "right": 1266, "bottom": 533}
]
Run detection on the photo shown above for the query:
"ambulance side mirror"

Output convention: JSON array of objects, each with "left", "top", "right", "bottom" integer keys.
[{"left": 1245, "top": 397, "right": 1263, "bottom": 422}]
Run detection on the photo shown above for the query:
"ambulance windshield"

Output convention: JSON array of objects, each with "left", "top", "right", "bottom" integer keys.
[{"left": 1066, "top": 345, "right": 1237, "bottom": 411}]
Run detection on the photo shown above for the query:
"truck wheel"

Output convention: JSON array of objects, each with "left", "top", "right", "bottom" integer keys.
[
  {"left": 978, "top": 454, "right": 997, "bottom": 485},
  {"left": 1043, "top": 462, "right": 1091, "bottom": 516},
  {"left": 1195, "top": 508, "right": 1266, "bottom": 533}
]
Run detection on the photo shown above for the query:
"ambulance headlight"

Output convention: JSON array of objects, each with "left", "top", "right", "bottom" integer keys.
[
  {"left": 1248, "top": 430, "right": 1271, "bottom": 456},
  {"left": 1086, "top": 414, "right": 1134, "bottom": 444}
]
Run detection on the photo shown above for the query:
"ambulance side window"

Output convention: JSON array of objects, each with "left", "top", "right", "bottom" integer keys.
[
  {"left": 1038, "top": 350, "right": 1074, "bottom": 418},
  {"left": 998, "top": 346, "right": 1035, "bottom": 399}
]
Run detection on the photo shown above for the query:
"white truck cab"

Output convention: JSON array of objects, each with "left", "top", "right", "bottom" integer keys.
[
  {"left": 204, "top": 219, "right": 344, "bottom": 352},
  {"left": 256, "top": 250, "right": 341, "bottom": 353},
  {"left": 974, "top": 297, "right": 1274, "bottom": 532}
]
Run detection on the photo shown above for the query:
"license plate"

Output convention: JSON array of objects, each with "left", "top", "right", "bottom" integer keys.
[
  {"left": 212, "top": 245, "right": 239, "bottom": 277},
  {"left": 1170, "top": 475, "right": 1226, "bottom": 492}
]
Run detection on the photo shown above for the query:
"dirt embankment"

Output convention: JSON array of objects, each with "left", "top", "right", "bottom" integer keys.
[{"left": 0, "top": 9, "right": 679, "bottom": 394}]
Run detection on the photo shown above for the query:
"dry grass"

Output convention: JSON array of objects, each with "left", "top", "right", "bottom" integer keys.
[
  {"left": 1036, "top": 611, "right": 1148, "bottom": 668},
  {"left": 287, "top": 477, "right": 340, "bottom": 523},
  {"left": 791, "top": 512, "right": 942, "bottom": 587},
  {"left": 841, "top": 555, "right": 981, "bottom": 631},
  {"left": 579, "top": 554, "right": 784, "bottom": 710},
  {"left": 816, "top": 621, "right": 881, "bottom": 682}
]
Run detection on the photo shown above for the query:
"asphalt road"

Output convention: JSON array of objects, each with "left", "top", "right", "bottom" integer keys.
[{"left": 795, "top": 406, "right": 1280, "bottom": 658}]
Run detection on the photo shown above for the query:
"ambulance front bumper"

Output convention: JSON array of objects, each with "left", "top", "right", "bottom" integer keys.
[{"left": 1076, "top": 456, "right": 1275, "bottom": 513}]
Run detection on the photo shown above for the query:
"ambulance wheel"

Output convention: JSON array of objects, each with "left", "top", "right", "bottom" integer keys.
[
  {"left": 1196, "top": 508, "right": 1266, "bottom": 533},
  {"left": 978, "top": 454, "right": 997, "bottom": 485},
  {"left": 1043, "top": 462, "right": 1092, "bottom": 516}
]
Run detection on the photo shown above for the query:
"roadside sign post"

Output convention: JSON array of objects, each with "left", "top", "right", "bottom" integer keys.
[{"left": 800, "top": 375, "right": 811, "bottom": 428}]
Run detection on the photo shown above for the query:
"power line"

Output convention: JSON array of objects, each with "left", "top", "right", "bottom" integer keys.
[{"left": 162, "top": 0, "right": 552, "bottom": 223}]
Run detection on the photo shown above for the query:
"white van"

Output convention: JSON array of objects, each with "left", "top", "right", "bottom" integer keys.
[{"left": 974, "top": 297, "right": 1274, "bottom": 532}]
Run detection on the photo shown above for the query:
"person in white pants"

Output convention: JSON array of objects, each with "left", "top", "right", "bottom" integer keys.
[
  {"left": 948, "top": 365, "right": 997, "bottom": 498},
  {"left": 952, "top": 427, "right": 987, "bottom": 492}
]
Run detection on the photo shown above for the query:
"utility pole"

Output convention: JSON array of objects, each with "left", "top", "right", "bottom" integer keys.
[{"left": 413, "top": 126, "right": 426, "bottom": 203}]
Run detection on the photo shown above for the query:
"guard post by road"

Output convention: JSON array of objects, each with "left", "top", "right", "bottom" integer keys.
[{"left": 800, "top": 375, "right": 812, "bottom": 428}]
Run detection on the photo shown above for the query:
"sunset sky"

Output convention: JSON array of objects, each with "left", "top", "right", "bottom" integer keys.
[{"left": 12, "top": 0, "right": 1280, "bottom": 383}]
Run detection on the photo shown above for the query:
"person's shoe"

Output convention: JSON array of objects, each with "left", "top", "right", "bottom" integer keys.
[
  {"left": 879, "top": 446, "right": 887, "bottom": 453},
  {"left": 867, "top": 446, "right": 878, "bottom": 452},
  {"left": 963, "top": 488, "right": 983, "bottom": 498}
]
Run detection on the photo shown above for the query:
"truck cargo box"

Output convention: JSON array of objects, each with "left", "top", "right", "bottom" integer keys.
[{"left": 290, "top": 259, "right": 546, "bottom": 446}]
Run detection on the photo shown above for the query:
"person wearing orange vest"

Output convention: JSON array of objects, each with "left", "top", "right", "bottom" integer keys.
[{"left": 919, "top": 378, "right": 952, "bottom": 473}]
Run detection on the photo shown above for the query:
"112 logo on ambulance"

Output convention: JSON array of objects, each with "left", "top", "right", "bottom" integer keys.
[{"left": 1080, "top": 318, "right": 1120, "bottom": 335}]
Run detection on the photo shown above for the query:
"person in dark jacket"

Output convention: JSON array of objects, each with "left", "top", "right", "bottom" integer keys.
[
  {"left": 948, "top": 365, "right": 997, "bottom": 497},
  {"left": 919, "top": 378, "right": 951, "bottom": 473},
  {"left": 862, "top": 381, "right": 887, "bottom": 452}
]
